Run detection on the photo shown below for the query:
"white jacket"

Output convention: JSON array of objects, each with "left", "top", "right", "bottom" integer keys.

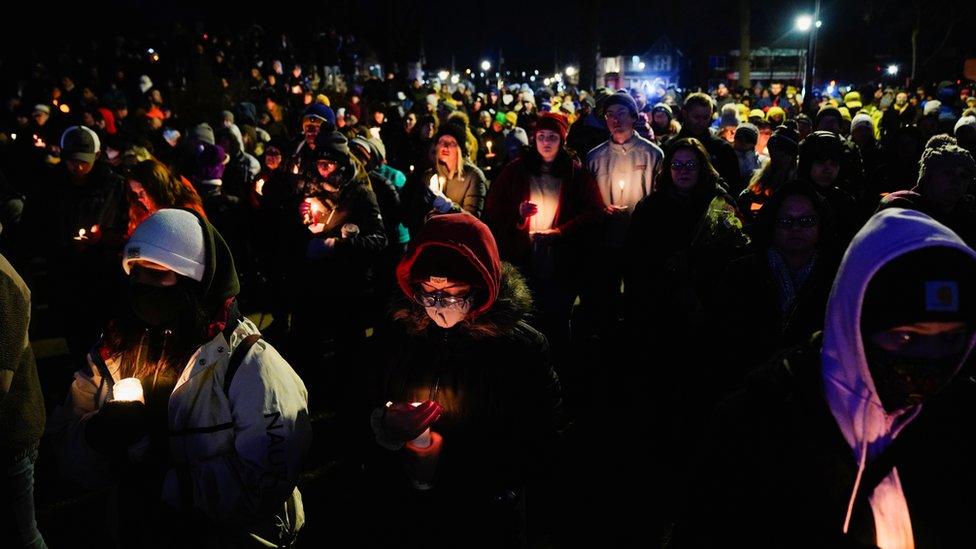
[
  {"left": 48, "top": 318, "right": 311, "bottom": 525},
  {"left": 586, "top": 133, "right": 664, "bottom": 248}
]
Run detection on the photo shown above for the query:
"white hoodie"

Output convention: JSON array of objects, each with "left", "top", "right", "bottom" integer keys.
[{"left": 821, "top": 208, "right": 976, "bottom": 548}]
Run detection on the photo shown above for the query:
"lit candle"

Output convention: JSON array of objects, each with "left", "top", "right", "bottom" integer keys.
[
  {"left": 255, "top": 178, "right": 266, "bottom": 196},
  {"left": 113, "top": 378, "right": 144, "bottom": 403},
  {"left": 292, "top": 164, "right": 299, "bottom": 175},
  {"left": 291, "top": 85, "right": 302, "bottom": 95},
  {"left": 486, "top": 140, "right": 495, "bottom": 158},
  {"left": 409, "top": 164, "right": 415, "bottom": 173},
  {"left": 618, "top": 179, "right": 626, "bottom": 192},
  {"left": 409, "top": 402, "right": 432, "bottom": 448},
  {"left": 73, "top": 228, "right": 88, "bottom": 241},
  {"left": 59, "top": 103, "right": 70, "bottom": 114}
]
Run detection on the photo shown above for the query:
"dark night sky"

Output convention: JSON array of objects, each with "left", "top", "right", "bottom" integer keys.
[{"left": 2, "top": 0, "right": 972, "bottom": 84}]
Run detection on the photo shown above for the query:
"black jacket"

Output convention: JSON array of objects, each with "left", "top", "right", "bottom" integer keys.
[
  {"left": 363, "top": 265, "right": 564, "bottom": 546},
  {"left": 673, "top": 334, "right": 976, "bottom": 548}
]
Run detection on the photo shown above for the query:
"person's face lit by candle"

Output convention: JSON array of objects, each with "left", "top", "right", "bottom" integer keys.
[
  {"left": 436, "top": 135, "right": 460, "bottom": 173},
  {"left": 264, "top": 147, "right": 282, "bottom": 171},
  {"left": 418, "top": 278, "right": 473, "bottom": 329},
  {"left": 535, "top": 129, "right": 560, "bottom": 163}
]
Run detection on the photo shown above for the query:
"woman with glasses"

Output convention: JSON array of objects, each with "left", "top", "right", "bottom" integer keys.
[
  {"left": 624, "top": 137, "right": 748, "bottom": 339},
  {"left": 363, "top": 213, "right": 563, "bottom": 548},
  {"left": 713, "top": 181, "right": 840, "bottom": 392},
  {"left": 623, "top": 137, "right": 749, "bottom": 531},
  {"left": 402, "top": 121, "right": 488, "bottom": 235},
  {"left": 486, "top": 112, "right": 605, "bottom": 357}
]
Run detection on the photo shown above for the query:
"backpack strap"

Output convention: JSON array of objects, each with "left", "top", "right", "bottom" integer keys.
[{"left": 224, "top": 334, "right": 262, "bottom": 396}]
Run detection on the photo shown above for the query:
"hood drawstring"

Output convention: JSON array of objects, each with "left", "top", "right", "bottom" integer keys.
[{"left": 843, "top": 395, "right": 871, "bottom": 533}]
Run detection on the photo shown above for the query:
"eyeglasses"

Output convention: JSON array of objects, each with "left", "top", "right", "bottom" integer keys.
[
  {"left": 603, "top": 110, "right": 632, "bottom": 121},
  {"left": 437, "top": 140, "right": 459, "bottom": 149},
  {"left": 670, "top": 159, "right": 699, "bottom": 171},
  {"left": 775, "top": 215, "right": 819, "bottom": 229},
  {"left": 414, "top": 290, "right": 475, "bottom": 309},
  {"left": 535, "top": 133, "right": 561, "bottom": 144}
]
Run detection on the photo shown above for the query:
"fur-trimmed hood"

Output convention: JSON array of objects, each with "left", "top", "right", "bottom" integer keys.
[{"left": 391, "top": 262, "right": 534, "bottom": 339}]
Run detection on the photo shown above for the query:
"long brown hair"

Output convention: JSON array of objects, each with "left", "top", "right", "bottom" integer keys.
[{"left": 127, "top": 159, "right": 206, "bottom": 235}]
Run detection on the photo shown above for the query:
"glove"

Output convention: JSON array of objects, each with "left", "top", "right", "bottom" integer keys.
[
  {"left": 519, "top": 201, "right": 538, "bottom": 219},
  {"left": 372, "top": 401, "right": 443, "bottom": 449},
  {"left": 85, "top": 400, "right": 148, "bottom": 455},
  {"left": 431, "top": 193, "right": 455, "bottom": 214}
]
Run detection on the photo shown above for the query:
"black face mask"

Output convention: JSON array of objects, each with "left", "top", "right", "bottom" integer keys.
[
  {"left": 864, "top": 343, "right": 964, "bottom": 413},
  {"left": 128, "top": 281, "right": 195, "bottom": 327}
]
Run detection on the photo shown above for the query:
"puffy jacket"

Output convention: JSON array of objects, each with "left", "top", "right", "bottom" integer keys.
[{"left": 48, "top": 317, "right": 311, "bottom": 526}]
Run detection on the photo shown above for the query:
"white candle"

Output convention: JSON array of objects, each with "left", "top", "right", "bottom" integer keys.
[
  {"left": 410, "top": 402, "right": 432, "bottom": 448},
  {"left": 255, "top": 178, "right": 265, "bottom": 196},
  {"left": 113, "top": 378, "right": 144, "bottom": 403},
  {"left": 73, "top": 228, "right": 88, "bottom": 241}
]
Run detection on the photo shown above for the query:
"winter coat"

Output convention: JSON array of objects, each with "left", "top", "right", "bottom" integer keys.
[
  {"left": 401, "top": 162, "right": 488, "bottom": 235},
  {"left": 0, "top": 254, "right": 44, "bottom": 459},
  {"left": 624, "top": 181, "right": 749, "bottom": 336},
  {"left": 48, "top": 318, "right": 311, "bottom": 539},
  {"left": 364, "top": 213, "right": 564, "bottom": 548},
  {"left": 675, "top": 208, "right": 976, "bottom": 548},
  {"left": 486, "top": 155, "right": 605, "bottom": 277},
  {"left": 585, "top": 133, "right": 664, "bottom": 248}
]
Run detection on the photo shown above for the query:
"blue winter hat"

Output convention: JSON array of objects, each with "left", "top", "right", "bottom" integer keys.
[{"left": 303, "top": 103, "right": 336, "bottom": 128}]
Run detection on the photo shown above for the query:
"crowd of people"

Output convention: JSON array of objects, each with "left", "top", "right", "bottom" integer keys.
[{"left": 2, "top": 23, "right": 976, "bottom": 549}]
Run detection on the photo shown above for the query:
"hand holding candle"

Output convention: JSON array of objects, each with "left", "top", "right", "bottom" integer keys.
[
  {"left": 382, "top": 400, "right": 442, "bottom": 447},
  {"left": 113, "top": 377, "right": 145, "bottom": 403},
  {"left": 85, "top": 381, "right": 148, "bottom": 455}
]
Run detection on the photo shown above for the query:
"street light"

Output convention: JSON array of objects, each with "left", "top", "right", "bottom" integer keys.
[
  {"left": 887, "top": 64, "right": 899, "bottom": 76},
  {"left": 481, "top": 60, "right": 491, "bottom": 72},
  {"left": 795, "top": 15, "right": 813, "bottom": 32}
]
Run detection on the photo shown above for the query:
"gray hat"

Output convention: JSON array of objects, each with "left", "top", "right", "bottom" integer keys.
[
  {"left": 60, "top": 126, "right": 100, "bottom": 164},
  {"left": 734, "top": 123, "right": 759, "bottom": 144}
]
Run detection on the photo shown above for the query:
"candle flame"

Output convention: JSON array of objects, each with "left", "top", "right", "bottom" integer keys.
[
  {"left": 78, "top": 228, "right": 86, "bottom": 237},
  {"left": 618, "top": 179, "right": 626, "bottom": 190},
  {"left": 255, "top": 178, "right": 265, "bottom": 196},
  {"left": 90, "top": 225, "right": 99, "bottom": 233},
  {"left": 59, "top": 103, "right": 70, "bottom": 114},
  {"left": 292, "top": 164, "right": 299, "bottom": 174}
]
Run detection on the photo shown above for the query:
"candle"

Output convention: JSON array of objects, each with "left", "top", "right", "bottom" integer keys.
[
  {"left": 409, "top": 164, "right": 415, "bottom": 173},
  {"left": 255, "top": 178, "right": 266, "bottom": 196},
  {"left": 59, "top": 103, "right": 70, "bottom": 114},
  {"left": 291, "top": 85, "right": 302, "bottom": 95},
  {"left": 485, "top": 140, "right": 495, "bottom": 158},
  {"left": 73, "top": 228, "right": 88, "bottom": 241},
  {"left": 409, "top": 402, "right": 432, "bottom": 448},
  {"left": 618, "top": 179, "right": 626, "bottom": 192},
  {"left": 292, "top": 164, "right": 299, "bottom": 175},
  {"left": 113, "top": 378, "right": 144, "bottom": 403}
]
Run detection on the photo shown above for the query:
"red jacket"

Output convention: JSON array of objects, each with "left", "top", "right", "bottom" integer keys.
[{"left": 486, "top": 156, "right": 606, "bottom": 269}]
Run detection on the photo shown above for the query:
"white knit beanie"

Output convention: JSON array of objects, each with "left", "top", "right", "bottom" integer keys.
[
  {"left": 851, "top": 113, "right": 874, "bottom": 133},
  {"left": 123, "top": 209, "right": 206, "bottom": 281},
  {"left": 955, "top": 115, "right": 976, "bottom": 135}
]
